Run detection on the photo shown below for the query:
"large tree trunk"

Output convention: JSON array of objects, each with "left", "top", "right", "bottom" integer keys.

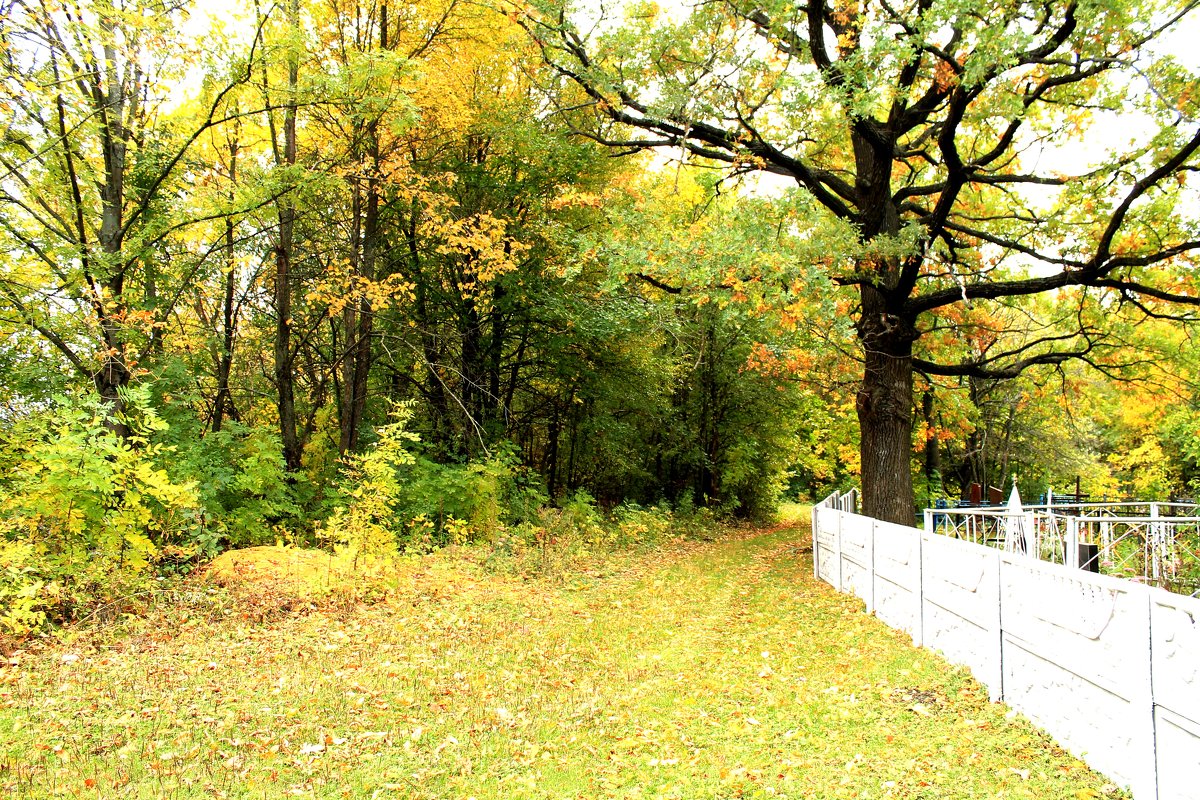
[
  {"left": 273, "top": 0, "right": 303, "bottom": 472},
  {"left": 212, "top": 133, "right": 241, "bottom": 434},
  {"left": 337, "top": 10, "right": 387, "bottom": 455},
  {"left": 856, "top": 286, "right": 917, "bottom": 525},
  {"left": 849, "top": 118, "right": 919, "bottom": 524}
]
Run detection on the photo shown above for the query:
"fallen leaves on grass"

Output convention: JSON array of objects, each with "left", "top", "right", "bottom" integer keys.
[{"left": 0, "top": 522, "right": 1127, "bottom": 799}]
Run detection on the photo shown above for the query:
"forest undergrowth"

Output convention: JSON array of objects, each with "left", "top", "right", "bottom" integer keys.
[{"left": 0, "top": 508, "right": 1126, "bottom": 799}]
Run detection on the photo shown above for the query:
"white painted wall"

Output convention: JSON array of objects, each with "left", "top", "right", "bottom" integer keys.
[
  {"left": 811, "top": 493, "right": 1200, "bottom": 800},
  {"left": 1151, "top": 593, "right": 1200, "bottom": 799},
  {"left": 921, "top": 533, "right": 1002, "bottom": 701}
]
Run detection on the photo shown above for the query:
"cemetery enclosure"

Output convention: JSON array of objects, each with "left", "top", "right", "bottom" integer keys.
[
  {"left": 928, "top": 501, "right": 1200, "bottom": 596},
  {"left": 813, "top": 492, "right": 1200, "bottom": 800}
]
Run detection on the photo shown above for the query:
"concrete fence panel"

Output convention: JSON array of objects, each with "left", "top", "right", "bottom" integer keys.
[
  {"left": 999, "top": 557, "right": 1155, "bottom": 796},
  {"left": 840, "top": 513, "right": 874, "bottom": 612},
  {"left": 920, "top": 533, "right": 1003, "bottom": 699},
  {"left": 1151, "top": 592, "right": 1200, "bottom": 798},
  {"left": 1156, "top": 708, "right": 1200, "bottom": 800},
  {"left": 810, "top": 500, "right": 1200, "bottom": 798},
  {"left": 872, "top": 520, "right": 922, "bottom": 643},
  {"left": 812, "top": 505, "right": 840, "bottom": 588}
]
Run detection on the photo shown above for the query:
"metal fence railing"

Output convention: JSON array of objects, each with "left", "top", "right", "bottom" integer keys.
[{"left": 924, "top": 501, "right": 1200, "bottom": 596}]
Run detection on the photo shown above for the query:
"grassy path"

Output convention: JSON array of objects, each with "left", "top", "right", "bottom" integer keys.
[{"left": 0, "top": 522, "right": 1123, "bottom": 799}]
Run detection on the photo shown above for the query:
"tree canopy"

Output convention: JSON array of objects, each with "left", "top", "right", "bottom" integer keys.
[{"left": 514, "top": 0, "right": 1200, "bottom": 522}]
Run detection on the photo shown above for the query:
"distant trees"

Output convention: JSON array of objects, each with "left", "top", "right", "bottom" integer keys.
[
  {"left": 0, "top": 0, "right": 259, "bottom": 434},
  {"left": 0, "top": 0, "right": 816, "bottom": 537}
]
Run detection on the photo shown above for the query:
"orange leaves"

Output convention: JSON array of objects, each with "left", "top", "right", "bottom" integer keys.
[
  {"left": 744, "top": 342, "right": 818, "bottom": 379},
  {"left": 1176, "top": 83, "right": 1198, "bottom": 116},
  {"left": 307, "top": 262, "right": 417, "bottom": 316},
  {"left": 1111, "top": 232, "right": 1149, "bottom": 256},
  {"left": 731, "top": 153, "right": 767, "bottom": 171},
  {"left": 547, "top": 189, "right": 605, "bottom": 211},
  {"left": 933, "top": 60, "right": 959, "bottom": 92}
]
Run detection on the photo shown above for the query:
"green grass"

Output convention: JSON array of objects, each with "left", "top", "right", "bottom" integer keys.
[{"left": 0, "top": 520, "right": 1126, "bottom": 799}]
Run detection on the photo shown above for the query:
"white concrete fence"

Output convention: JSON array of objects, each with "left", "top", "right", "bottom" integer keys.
[{"left": 812, "top": 491, "right": 1200, "bottom": 800}]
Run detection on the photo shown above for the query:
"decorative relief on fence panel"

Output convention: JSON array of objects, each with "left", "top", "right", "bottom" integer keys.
[
  {"left": 921, "top": 534, "right": 999, "bottom": 629},
  {"left": 816, "top": 547, "right": 838, "bottom": 589},
  {"left": 998, "top": 558, "right": 1155, "bottom": 797},
  {"left": 1000, "top": 559, "right": 1147, "bottom": 695},
  {"left": 814, "top": 508, "right": 838, "bottom": 551},
  {"left": 842, "top": 559, "right": 871, "bottom": 611},
  {"left": 872, "top": 521, "right": 920, "bottom": 641},
  {"left": 1150, "top": 592, "right": 1200, "bottom": 710}
]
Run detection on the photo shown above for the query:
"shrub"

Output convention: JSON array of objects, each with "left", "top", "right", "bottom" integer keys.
[
  {"left": 484, "top": 495, "right": 719, "bottom": 579},
  {"left": 0, "top": 387, "right": 203, "bottom": 631},
  {"left": 612, "top": 502, "right": 673, "bottom": 548},
  {"left": 181, "top": 422, "right": 303, "bottom": 552},
  {"left": 0, "top": 540, "right": 46, "bottom": 640},
  {"left": 393, "top": 446, "right": 548, "bottom": 545},
  {"left": 319, "top": 405, "right": 418, "bottom": 560}
]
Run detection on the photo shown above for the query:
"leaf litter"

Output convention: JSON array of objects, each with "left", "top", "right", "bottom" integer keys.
[{"left": 0, "top": 520, "right": 1128, "bottom": 799}]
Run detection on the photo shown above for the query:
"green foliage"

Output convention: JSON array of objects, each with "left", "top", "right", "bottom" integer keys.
[
  {"left": 529, "top": 169, "right": 845, "bottom": 518},
  {"left": 0, "top": 540, "right": 46, "bottom": 639},
  {"left": 483, "top": 492, "right": 721, "bottom": 579},
  {"left": 0, "top": 388, "right": 202, "bottom": 630},
  {"left": 789, "top": 391, "right": 860, "bottom": 502},
  {"left": 388, "top": 445, "right": 549, "bottom": 547},
  {"left": 547, "top": 489, "right": 608, "bottom": 549},
  {"left": 316, "top": 408, "right": 551, "bottom": 559},
  {"left": 178, "top": 423, "right": 304, "bottom": 551},
  {"left": 611, "top": 501, "right": 674, "bottom": 548},
  {"left": 321, "top": 406, "right": 419, "bottom": 559},
  {"left": 1156, "top": 403, "right": 1200, "bottom": 498}
]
